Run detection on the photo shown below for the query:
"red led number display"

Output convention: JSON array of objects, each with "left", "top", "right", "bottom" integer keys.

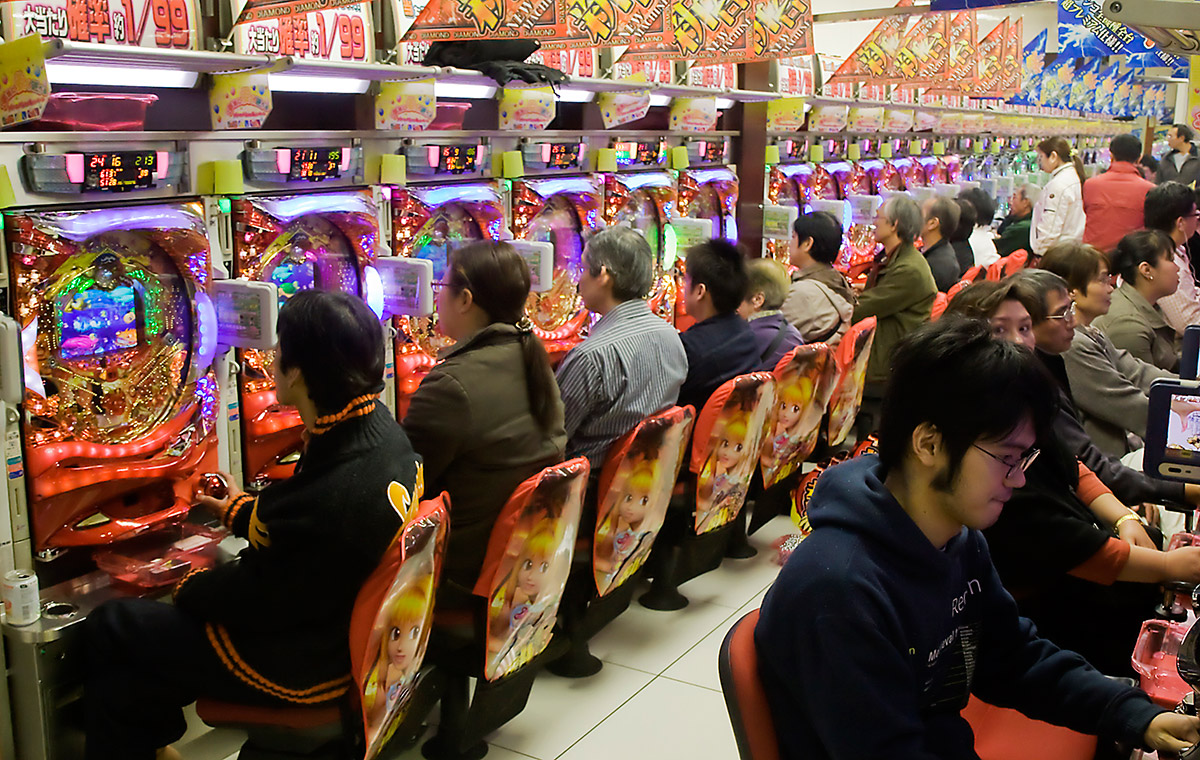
[{"left": 83, "top": 152, "right": 157, "bottom": 192}]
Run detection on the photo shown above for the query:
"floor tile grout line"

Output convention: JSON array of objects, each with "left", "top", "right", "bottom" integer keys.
[
  {"left": 550, "top": 675, "right": 660, "bottom": 760},
  {"left": 656, "top": 673, "right": 724, "bottom": 694}
]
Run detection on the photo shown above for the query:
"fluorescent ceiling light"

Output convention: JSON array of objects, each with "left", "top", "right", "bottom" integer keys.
[
  {"left": 649, "top": 94, "right": 672, "bottom": 106},
  {"left": 46, "top": 62, "right": 198, "bottom": 88},
  {"left": 715, "top": 98, "right": 736, "bottom": 110},
  {"left": 557, "top": 88, "right": 594, "bottom": 103},
  {"left": 268, "top": 73, "right": 369, "bottom": 94},
  {"left": 435, "top": 81, "right": 498, "bottom": 99}
]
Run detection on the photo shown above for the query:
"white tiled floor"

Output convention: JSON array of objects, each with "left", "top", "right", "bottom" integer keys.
[{"left": 205, "top": 514, "right": 795, "bottom": 760}]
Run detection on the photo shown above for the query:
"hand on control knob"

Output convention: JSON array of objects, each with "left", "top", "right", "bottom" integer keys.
[
  {"left": 194, "top": 472, "right": 243, "bottom": 517},
  {"left": 1165, "top": 546, "right": 1200, "bottom": 585},
  {"left": 1145, "top": 712, "right": 1200, "bottom": 755}
]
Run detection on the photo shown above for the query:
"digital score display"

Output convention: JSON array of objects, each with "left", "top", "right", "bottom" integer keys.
[
  {"left": 614, "top": 141, "right": 662, "bottom": 167},
  {"left": 289, "top": 147, "right": 342, "bottom": 182},
  {"left": 84, "top": 152, "right": 156, "bottom": 192},
  {"left": 547, "top": 143, "right": 581, "bottom": 169},
  {"left": 438, "top": 145, "right": 478, "bottom": 175},
  {"left": 701, "top": 140, "right": 726, "bottom": 162}
]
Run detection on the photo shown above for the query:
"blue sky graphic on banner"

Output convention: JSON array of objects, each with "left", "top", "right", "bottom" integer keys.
[
  {"left": 1069, "top": 58, "right": 1104, "bottom": 110},
  {"left": 1039, "top": 56, "right": 1077, "bottom": 109},
  {"left": 931, "top": 0, "right": 1035, "bottom": 7},
  {"left": 1091, "top": 63, "right": 1121, "bottom": 115},
  {"left": 1008, "top": 30, "right": 1047, "bottom": 106},
  {"left": 1058, "top": 0, "right": 1184, "bottom": 72},
  {"left": 1112, "top": 69, "right": 1136, "bottom": 117}
]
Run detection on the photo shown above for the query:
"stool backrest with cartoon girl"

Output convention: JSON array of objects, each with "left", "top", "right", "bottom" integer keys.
[
  {"left": 690, "top": 373, "right": 777, "bottom": 535},
  {"left": 474, "top": 458, "right": 588, "bottom": 682},
  {"left": 593, "top": 405, "right": 695, "bottom": 597},
  {"left": 826, "top": 317, "right": 877, "bottom": 447},
  {"left": 759, "top": 345, "right": 839, "bottom": 489},
  {"left": 350, "top": 492, "right": 449, "bottom": 760}
]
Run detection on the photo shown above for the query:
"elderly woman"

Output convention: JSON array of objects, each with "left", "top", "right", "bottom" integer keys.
[{"left": 738, "top": 257, "right": 805, "bottom": 370}]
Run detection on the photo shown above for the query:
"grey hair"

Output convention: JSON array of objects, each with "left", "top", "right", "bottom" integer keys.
[
  {"left": 583, "top": 226, "right": 656, "bottom": 302},
  {"left": 1018, "top": 183, "right": 1042, "bottom": 205},
  {"left": 883, "top": 195, "right": 923, "bottom": 244}
]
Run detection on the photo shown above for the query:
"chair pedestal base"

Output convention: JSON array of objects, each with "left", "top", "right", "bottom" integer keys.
[
  {"left": 724, "top": 509, "right": 757, "bottom": 560},
  {"left": 421, "top": 735, "right": 489, "bottom": 760},
  {"left": 546, "top": 642, "right": 604, "bottom": 678},
  {"left": 639, "top": 543, "right": 689, "bottom": 611}
]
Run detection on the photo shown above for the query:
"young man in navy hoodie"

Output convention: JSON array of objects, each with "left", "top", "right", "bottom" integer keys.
[{"left": 755, "top": 318, "right": 1200, "bottom": 759}]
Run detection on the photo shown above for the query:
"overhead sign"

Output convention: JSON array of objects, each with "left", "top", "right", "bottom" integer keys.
[
  {"left": 232, "top": 0, "right": 374, "bottom": 60},
  {"left": 1, "top": 0, "right": 201, "bottom": 48},
  {"left": 1057, "top": 0, "right": 1183, "bottom": 73},
  {"left": 826, "top": 0, "right": 913, "bottom": 87},
  {"left": 931, "top": 0, "right": 1033, "bottom": 7},
  {"left": 1008, "top": 29, "right": 1046, "bottom": 107}
]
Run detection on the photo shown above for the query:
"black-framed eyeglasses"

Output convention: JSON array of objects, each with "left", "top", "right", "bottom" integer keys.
[
  {"left": 1045, "top": 302, "right": 1076, "bottom": 324},
  {"left": 973, "top": 445, "right": 1040, "bottom": 479}
]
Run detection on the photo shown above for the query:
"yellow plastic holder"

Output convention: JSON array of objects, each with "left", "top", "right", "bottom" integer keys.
[
  {"left": 670, "top": 145, "right": 690, "bottom": 170},
  {"left": 502, "top": 151, "right": 525, "bottom": 179},
  {"left": 595, "top": 148, "right": 618, "bottom": 173},
  {"left": 380, "top": 154, "right": 407, "bottom": 187}
]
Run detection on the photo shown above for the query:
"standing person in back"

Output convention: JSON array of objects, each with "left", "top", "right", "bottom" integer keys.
[
  {"left": 555, "top": 227, "right": 688, "bottom": 469},
  {"left": 855, "top": 195, "right": 937, "bottom": 432},
  {"left": 1145, "top": 181, "right": 1200, "bottom": 336},
  {"left": 1083, "top": 134, "right": 1156, "bottom": 255},
  {"left": 402, "top": 241, "right": 567, "bottom": 590},
  {"left": 960, "top": 187, "right": 1000, "bottom": 268},
  {"left": 780, "top": 211, "right": 856, "bottom": 347},
  {"left": 949, "top": 198, "right": 977, "bottom": 277},
  {"left": 1094, "top": 230, "right": 1182, "bottom": 373},
  {"left": 1156, "top": 123, "right": 1200, "bottom": 187},
  {"left": 1030, "top": 137, "right": 1087, "bottom": 257},
  {"left": 919, "top": 196, "right": 962, "bottom": 292},
  {"left": 738, "top": 258, "right": 805, "bottom": 371},
  {"left": 677, "top": 239, "right": 758, "bottom": 411},
  {"left": 997, "top": 184, "right": 1037, "bottom": 257}
]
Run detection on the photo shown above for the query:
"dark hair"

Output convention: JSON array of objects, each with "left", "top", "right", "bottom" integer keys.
[
  {"left": 1173, "top": 123, "right": 1195, "bottom": 143},
  {"left": 1140, "top": 154, "right": 1160, "bottom": 174},
  {"left": 1144, "top": 181, "right": 1197, "bottom": 233},
  {"left": 943, "top": 280, "right": 1003, "bottom": 319},
  {"left": 879, "top": 318, "right": 1056, "bottom": 480},
  {"left": 925, "top": 197, "right": 961, "bottom": 239},
  {"left": 277, "top": 290, "right": 385, "bottom": 415},
  {"left": 685, "top": 239, "right": 749, "bottom": 315},
  {"left": 1111, "top": 229, "right": 1174, "bottom": 284},
  {"left": 792, "top": 211, "right": 843, "bottom": 265},
  {"left": 959, "top": 187, "right": 996, "bottom": 228},
  {"left": 584, "top": 227, "right": 655, "bottom": 302},
  {"left": 951, "top": 198, "right": 976, "bottom": 243},
  {"left": 446, "top": 241, "right": 560, "bottom": 432},
  {"left": 1038, "top": 241, "right": 1106, "bottom": 294},
  {"left": 1109, "top": 134, "right": 1142, "bottom": 164},
  {"left": 1038, "top": 136, "right": 1087, "bottom": 187},
  {"left": 1006, "top": 269, "right": 1068, "bottom": 324}
]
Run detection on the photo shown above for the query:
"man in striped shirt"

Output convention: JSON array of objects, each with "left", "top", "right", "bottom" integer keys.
[{"left": 556, "top": 227, "right": 688, "bottom": 467}]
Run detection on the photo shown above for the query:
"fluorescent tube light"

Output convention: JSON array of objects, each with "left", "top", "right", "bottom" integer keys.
[
  {"left": 435, "top": 81, "right": 498, "bottom": 99},
  {"left": 649, "top": 94, "right": 673, "bottom": 106},
  {"left": 267, "top": 73, "right": 370, "bottom": 94},
  {"left": 715, "top": 97, "right": 736, "bottom": 109},
  {"left": 557, "top": 88, "right": 595, "bottom": 103},
  {"left": 46, "top": 62, "right": 198, "bottom": 88}
]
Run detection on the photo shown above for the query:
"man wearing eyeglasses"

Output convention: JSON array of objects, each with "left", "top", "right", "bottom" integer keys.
[
  {"left": 755, "top": 318, "right": 1200, "bottom": 760},
  {"left": 1147, "top": 181, "right": 1200, "bottom": 337}
]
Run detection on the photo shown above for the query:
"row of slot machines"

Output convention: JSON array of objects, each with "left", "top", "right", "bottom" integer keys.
[
  {"left": 762, "top": 133, "right": 1109, "bottom": 276},
  {"left": 0, "top": 128, "right": 741, "bottom": 600}
]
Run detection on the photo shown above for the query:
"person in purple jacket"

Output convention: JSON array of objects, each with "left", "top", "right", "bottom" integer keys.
[{"left": 738, "top": 258, "right": 805, "bottom": 371}]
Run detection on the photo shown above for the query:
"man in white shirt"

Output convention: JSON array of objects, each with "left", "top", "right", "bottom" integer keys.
[{"left": 1148, "top": 181, "right": 1200, "bottom": 335}]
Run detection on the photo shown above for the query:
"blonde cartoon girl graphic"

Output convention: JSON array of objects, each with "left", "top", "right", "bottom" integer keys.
[{"left": 364, "top": 576, "right": 433, "bottom": 732}]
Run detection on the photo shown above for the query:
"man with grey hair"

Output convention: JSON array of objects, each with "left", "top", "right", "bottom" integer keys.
[
  {"left": 920, "top": 196, "right": 962, "bottom": 291},
  {"left": 854, "top": 195, "right": 937, "bottom": 429},
  {"left": 997, "top": 184, "right": 1038, "bottom": 257},
  {"left": 555, "top": 226, "right": 688, "bottom": 467}
]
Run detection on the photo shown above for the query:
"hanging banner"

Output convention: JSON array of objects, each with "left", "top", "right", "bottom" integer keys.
[
  {"left": 751, "top": 0, "right": 814, "bottom": 59},
  {"left": 1038, "top": 56, "right": 1076, "bottom": 109},
  {"left": 973, "top": 18, "right": 1008, "bottom": 97},
  {"left": 400, "top": 0, "right": 670, "bottom": 49},
  {"left": 931, "top": 0, "right": 1034, "bottom": 7},
  {"left": 1112, "top": 68, "right": 1136, "bottom": 118},
  {"left": 1068, "top": 58, "right": 1104, "bottom": 111},
  {"left": 826, "top": 0, "right": 913, "bottom": 87},
  {"left": 1057, "top": 0, "right": 1182, "bottom": 72},
  {"left": 1092, "top": 62, "right": 1121, "bottom": 115},
  {"left": 927, "top": 11, "right": 978, "bottom": 94},
  {"left": 1008, "top": 28, "right": 1046, "bottom": 106},
  {"left": 232, "top": 0, "right": 374, "bottom": 60},
  {"left": 996, "top": 17, "right": 1023, "bottom": 97},
  {"left": 2, "top": 0, "right": 201, "bottom": 48},
  {"left": 893, "top": 13, "right": 949, "bottom": 88},
  {"left": 387, "top": 0, "right": 431, "bottom": 65}
]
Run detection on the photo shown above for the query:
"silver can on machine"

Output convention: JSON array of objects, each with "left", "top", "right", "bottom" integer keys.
[{"left": 3, "top": 569, "right": 40, "bottom": 626}]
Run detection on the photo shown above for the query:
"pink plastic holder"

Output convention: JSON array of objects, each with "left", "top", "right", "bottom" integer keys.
[
  {"left": 1169, "top": 532, "right": 1200, "bottom": 551},
  {"left": 93, "top": 523, "right": 228, "bottom": 589},
  {"left": 37, "top": 93, "right": 158, "bottom": 131},
  {"left": 1131, "top": 619, "right": 1192, "bottom": 709},
  {"left": 429, "top": 102, "right": 470, "bottom": 130}
]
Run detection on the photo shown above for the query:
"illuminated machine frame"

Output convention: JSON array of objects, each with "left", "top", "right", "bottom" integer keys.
[
  {"left": 232, "top": 189, "right": 384, "bottom": 488},
  {"left": 7, "top": 202, "right": 219, "bottom": 551}
]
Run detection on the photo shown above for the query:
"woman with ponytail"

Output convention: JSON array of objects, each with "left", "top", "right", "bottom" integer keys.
[
  {"left": 1094, "top": 229, "right": 1181, "bottom": 372},
  {"left": 1030, "top": 136, "right": 1087, "bottom": 258},
  {"left": 403, "top": 241, "right": 566, "bottom": 589}
]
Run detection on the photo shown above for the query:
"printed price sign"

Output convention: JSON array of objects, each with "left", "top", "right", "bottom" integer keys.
[
  {"left": 762, "top": 205, "right": 798, "bottom": 241},
  {"left": 0, "top": 35, "right": 49, "bottom": 128},
  {"left": 233, "top": 0, "right": 373, "bottom": 61},
  {"left": 1, "top": 0, "right": 201, "bottom": 49}
]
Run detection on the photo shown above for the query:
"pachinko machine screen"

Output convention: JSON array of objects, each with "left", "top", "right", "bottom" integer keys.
[{"left": 59, "top": 283, "right": 140, "bottom": 359}]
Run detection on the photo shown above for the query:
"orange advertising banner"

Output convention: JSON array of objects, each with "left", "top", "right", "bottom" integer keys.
[
  {"left": 974, "top": 18, "right": 1009, "bottom": 97},
  {"left": 621, "top": 0, "right": 813, "bottom": 64},
  {"left": 826, "top": 0, "right": 914, "bottom": 87},
  {"left": 927, "top": 10, "right": 978, "bottom": 94},
  {"left": 998, "top": 17, "right": 1023, "bottom": 96},
  {"left": 893, "top": 13, "right": 949, "bottom": 87}
]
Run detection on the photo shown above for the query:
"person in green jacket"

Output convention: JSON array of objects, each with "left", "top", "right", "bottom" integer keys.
[
  {"left": 996, "top": 184, "right": 1037, "bottom": 258},
  {"left": 853, "top": 195, "right": 937, "bottom": 434}
]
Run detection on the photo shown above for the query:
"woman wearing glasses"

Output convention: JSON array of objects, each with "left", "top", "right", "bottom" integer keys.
[
  {"left": 1040, "top": 241, "right": 1176, "bottom": 458},
  {"left": 1094, "top": 229, "right": 1182, "bottom": 373},
  {"left": 942, "top": 283, "right": 1200, "bottom": 676}
]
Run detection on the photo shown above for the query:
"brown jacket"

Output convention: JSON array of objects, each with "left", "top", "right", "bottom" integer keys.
[{"left": 403, "top": 323, "right": 567, "bottom": 587}]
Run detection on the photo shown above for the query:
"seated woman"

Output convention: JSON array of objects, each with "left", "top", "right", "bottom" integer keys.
[
  {"left": 85, "top": 290, "right": 420, "bottom": 760},
  {"left": 1094, "top": 229, "right": 1182, "bottom": 373},
  {"left": 1039, "top": 241, "right": 1175, "bottom": 457},
  {"left": 946, "top": 283, "right": 1200, "bottom": 675},
  {"left": 403, "top": 241, "right": 566, "bottom": 592},
  {"left": 737, "top": 257, "right": 805, "bottom": 371}
]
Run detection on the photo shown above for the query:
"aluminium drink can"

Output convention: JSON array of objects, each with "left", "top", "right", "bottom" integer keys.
[{"left": 2, "top": 569, "right": 39, "bottom": 626}]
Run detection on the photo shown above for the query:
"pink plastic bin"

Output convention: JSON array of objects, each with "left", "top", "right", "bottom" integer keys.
[{"left": 36, "top": 93, "right": 158, "bottom": 131}]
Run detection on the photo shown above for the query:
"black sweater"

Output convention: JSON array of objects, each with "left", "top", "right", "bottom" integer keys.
[
  {"left": 755, "top": 455, "right": 1162, "bottom": 760},
  {"left": 174, "top": 397, "right": 417, "bottom": 704}
]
